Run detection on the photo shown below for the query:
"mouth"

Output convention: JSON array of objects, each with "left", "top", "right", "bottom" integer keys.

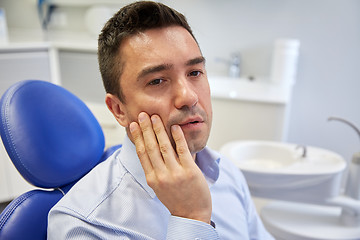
[{"left": 178, "top": 117, "right": 204, "bottom": 127}]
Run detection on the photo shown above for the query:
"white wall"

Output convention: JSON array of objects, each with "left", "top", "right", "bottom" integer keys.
[{"left": 1, "top": 0, "right": 359, "bottom": 163}]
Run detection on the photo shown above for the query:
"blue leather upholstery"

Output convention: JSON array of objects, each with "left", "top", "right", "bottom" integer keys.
[
  {"left": 0, "top": 190, "right": 64, "bottom": 240},
  {"left": 0, "top": 80, "right": 121, "bottom": 240}
]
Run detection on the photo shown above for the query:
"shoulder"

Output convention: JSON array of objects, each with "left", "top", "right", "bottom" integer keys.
[{"left": 50, "top": 149, "right": 127, "bottom": 218}]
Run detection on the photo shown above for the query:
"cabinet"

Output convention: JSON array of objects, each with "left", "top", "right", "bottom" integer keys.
[
  {"left": 208, "top": 98, "right": 286, "bottom": 150},
  {"left": 0, "top": 47, "right": 52, "bottom": 201},
  {"left": 58, "top": 49, "right": 125, "bottom": 148},
  {"left": 0, "top": 48, "right": 52, "bottom": 95},
  {"left": 59, "top": 50, "right": 104, "bottom": 103}
]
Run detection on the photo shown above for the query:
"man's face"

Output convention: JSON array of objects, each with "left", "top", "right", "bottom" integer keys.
[{"left": 108, "top": 26, "right": 212, "bottom": 154}]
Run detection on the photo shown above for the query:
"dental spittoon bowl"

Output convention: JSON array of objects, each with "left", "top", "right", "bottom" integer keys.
[{"left": 220, "top": 140, "right": 346, "bottom": 203}]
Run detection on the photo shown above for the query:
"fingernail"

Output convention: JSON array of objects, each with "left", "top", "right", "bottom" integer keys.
[
  {"left": 171, "top": 125, "right": 180, "bottom": 132},
  {"left": 151, "top": 115, "right": 158, "bottom": 124},
  {"left": 129, "top": 122, "right": 136, "bottom": 133},
  {"left": 138, "top": 112, "right": 146, "bottom": 123}
]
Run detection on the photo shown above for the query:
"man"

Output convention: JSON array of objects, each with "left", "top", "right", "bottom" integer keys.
[{"left": 48, "top": 1, "right": 274, "bottom": 239}]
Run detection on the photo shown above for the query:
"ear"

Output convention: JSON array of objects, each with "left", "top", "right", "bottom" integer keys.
[{"left": 105, "top": 93, "right": 129, "bottom": 127}]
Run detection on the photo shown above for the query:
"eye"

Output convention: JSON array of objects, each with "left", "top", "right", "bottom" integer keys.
[
  {"left": 188, "top": 70, "right": 202, "bottom": 77},
  {"left": 148, "top": 78, "right": 164, "bottom": 86}
]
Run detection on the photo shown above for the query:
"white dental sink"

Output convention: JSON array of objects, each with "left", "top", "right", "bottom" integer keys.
[{"left": 220, "top": 141, "right": 347, "bottom": 203}]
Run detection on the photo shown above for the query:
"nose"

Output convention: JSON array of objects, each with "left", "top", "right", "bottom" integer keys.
[{"left": 174, "top": 78, "right": 198, "bottom": 110}]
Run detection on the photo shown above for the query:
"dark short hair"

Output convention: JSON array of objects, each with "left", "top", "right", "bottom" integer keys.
[{"left": 98, "top": 1, "right": 196, "bottom": 102}]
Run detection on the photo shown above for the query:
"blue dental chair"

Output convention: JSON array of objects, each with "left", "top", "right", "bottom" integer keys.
[{"left": 0, "top": 80, "right": 121, "bottom": 240}]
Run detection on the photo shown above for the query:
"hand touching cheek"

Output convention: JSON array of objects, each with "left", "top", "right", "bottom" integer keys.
[{"left": 129, "top": 112, "right": 212, "bottom": 224}]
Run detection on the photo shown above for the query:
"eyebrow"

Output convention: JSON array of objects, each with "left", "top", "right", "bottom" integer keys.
[
  {"left": 137, "top": 64, "right": 172, "bottom": 80},
  {"left": 137, "top": 56, "right": 206, "bottom": 80},
  {"left": 186, "top": 56, "right": 206, "bottom": 66}
]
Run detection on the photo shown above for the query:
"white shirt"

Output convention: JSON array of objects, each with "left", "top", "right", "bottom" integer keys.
[{"left": 47, "top": 136, "right": 274, "bottom": 240}]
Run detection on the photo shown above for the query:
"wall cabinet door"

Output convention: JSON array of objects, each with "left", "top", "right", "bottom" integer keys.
[
  {"left": 0, "top": 50, "right": 52, "bottom": 95},
  {"left": 58, "top": 50, "right": 125, "bottom": 148},
  {"left": 59, "top": 50, "right": 104, "bottom": 103},
  {"left": 0, "top": 49, "right": 52, "bottom": 202}
]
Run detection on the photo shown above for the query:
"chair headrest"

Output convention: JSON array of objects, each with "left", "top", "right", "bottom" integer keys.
[{"left": 0, "top": 80, "right": 105, "bottom": 188}]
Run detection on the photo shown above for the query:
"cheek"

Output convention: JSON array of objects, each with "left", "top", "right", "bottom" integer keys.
[
  {"left": 130, "top": 98, "right": 168, "bottom": 120},
  {"left": 198, "top": 85, "right": 212, "bottom": 112}
]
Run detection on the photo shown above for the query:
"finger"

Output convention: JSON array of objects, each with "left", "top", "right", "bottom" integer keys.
[
  {"left": 138, "top": 112, "right": 166, "bottom": 171},
  {"left": 129, "top": 121, "right": 153, "bottom": 175},
  {"left": 171, "top": 125, "right": 194, "bottom": 166},
  {"left": 151, "top": 115, "right": 179, "bottom": 169}
]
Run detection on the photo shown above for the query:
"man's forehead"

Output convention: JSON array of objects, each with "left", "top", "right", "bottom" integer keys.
[
  {"left": 124, "top": 26, "right": 197, "bottom": 49},
  {"left": 120, "top": 26, "right": 200, "bottom": 62}
]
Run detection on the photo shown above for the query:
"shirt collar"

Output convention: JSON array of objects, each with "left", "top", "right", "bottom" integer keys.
[
  {"left": 118, "top": 136, "right": 221, "bottom": 197},
  {"left": 196, "top": 147, "right": 220, "bottom": 186}
]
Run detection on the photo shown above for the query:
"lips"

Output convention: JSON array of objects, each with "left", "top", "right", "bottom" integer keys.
[{"left": 178, "top": 116, "right": 204, "bottom": 127}]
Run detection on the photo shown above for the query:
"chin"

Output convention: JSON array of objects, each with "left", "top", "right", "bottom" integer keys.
[
  {"left": 187, "top": 140, "right": 207, "bottom": 155},
  {"left": 185, "top": 131, "right": 210, "bottom": 155}
]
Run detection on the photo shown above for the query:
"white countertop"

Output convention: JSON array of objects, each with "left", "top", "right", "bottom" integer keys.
[
  {"left": 0, "top": 28, "right": 98, "bottom": 52},
  {"left": 209, "top": 76, "right": 292, "bottom": 104}
]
